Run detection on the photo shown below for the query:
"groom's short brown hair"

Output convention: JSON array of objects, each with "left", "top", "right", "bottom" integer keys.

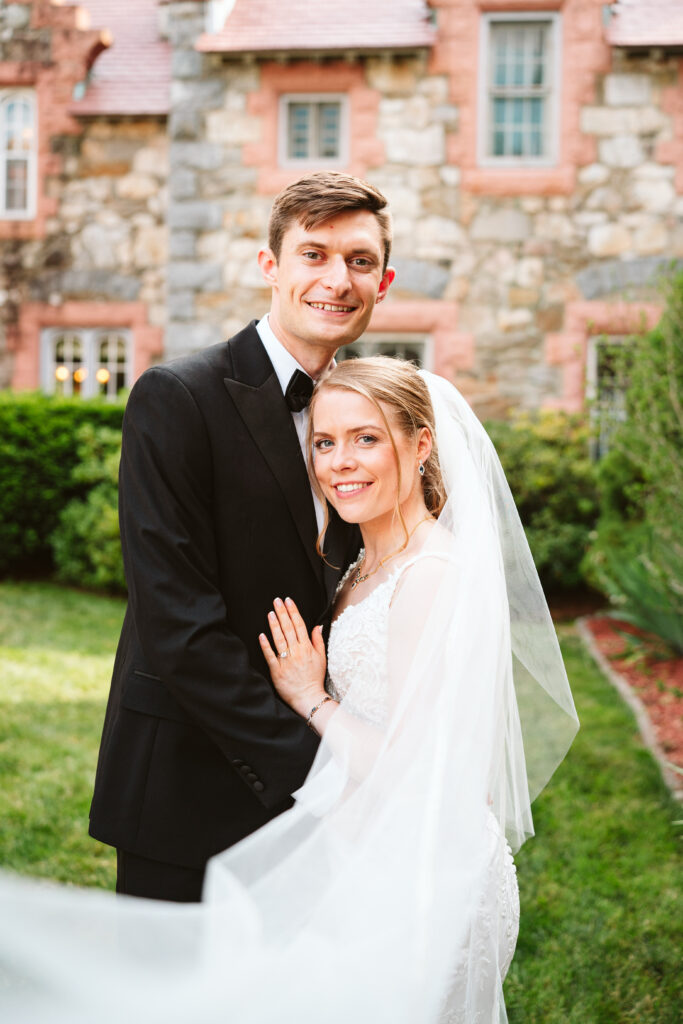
[{"left": 268, "top": 171, "right": 392, "bottom": 272}]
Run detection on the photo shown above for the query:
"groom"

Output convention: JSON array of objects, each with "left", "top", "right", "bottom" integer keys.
[{"left": 89, "top": 171, "right": 395, "bottom": 902}]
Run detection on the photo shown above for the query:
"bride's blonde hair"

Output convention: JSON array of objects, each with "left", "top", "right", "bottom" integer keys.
[{"left": 308, "top": 356, "right": 447, "bottom": 557}]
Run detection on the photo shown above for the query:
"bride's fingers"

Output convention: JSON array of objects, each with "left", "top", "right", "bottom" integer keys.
[
  {"left": 272, "top": 598, "right": 298, "bottom": 650},
  {"left": 283, "top": 597, "right": 308, "bottom": 645},
  {"left": 258, "top": 632, "right": 279, "bottom": 670},
  {"left": 267, "top": 609, "right": 288, "bottom": 654}
]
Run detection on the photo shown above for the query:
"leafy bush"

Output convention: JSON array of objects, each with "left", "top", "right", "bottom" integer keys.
[
  {"left": 0, "top": 393, "right": 124, "bottom": 575},
  {"left": 585, "top": 271, "right": 683, "bottom": 653},
  {"left": 486, "top": 411, "right": 599, "bottom": 593},
  {"left": 50, "top": 424, "right": 125, "bottom": 593}
]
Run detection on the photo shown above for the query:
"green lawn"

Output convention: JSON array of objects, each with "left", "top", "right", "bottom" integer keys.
[{"left": 0, "top": 583, "right": 681, "bottom": 1020}]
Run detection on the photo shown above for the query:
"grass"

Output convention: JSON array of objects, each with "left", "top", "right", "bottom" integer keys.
[
  {"left": 505, "top": 628, "right": 682, "bottom": 1023},
  {"left": 0, "top": 580, "right": 122, "bottom": 888},
  {"left": 0, "top": 583, "right": 681, "bottom": 1020}
]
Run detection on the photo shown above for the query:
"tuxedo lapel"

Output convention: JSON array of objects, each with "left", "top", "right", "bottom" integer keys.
[{"left": 223, "top": 324, "right": 323, "bottom": 588}]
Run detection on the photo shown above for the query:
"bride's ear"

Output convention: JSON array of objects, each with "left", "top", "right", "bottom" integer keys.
[{"left": 416, "top": 427, "right": 432, "bottom": 466}]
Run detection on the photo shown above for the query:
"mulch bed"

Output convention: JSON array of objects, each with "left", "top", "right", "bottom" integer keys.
[{"left": 584, "top": 616, "right": 683, "bottom": 771}]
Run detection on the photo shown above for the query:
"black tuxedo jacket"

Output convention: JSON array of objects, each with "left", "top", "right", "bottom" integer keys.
[{"left": 89, "top": 322, "right": 359, "bottom": 869}]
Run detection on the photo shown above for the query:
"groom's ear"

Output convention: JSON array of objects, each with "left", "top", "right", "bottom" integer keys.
[{"left": 258, "top": 248, "right": 278, "bottom": 286}]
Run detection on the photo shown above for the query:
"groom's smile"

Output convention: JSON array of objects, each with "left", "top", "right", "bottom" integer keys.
[{"left": 258, "top": 210, "right": 395, "bottom": 367}]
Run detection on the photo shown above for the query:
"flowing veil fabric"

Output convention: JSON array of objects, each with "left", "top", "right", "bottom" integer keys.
[{"left": 0, "top": 371, "right": 578, "bottom": 1023}]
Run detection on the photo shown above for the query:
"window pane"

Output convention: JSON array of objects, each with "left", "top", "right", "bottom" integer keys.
[
  {"left": 318, "top": 103, "right": 340, "bottom": 158},
  {"left": 96, "top": 333, "right": 128, "bottom": 397},
  {"left": 5, "top": 99, "right": 33, "bottom": 152},
  {"left": 287, "top": 103, "right": 310, "bottom": 159},
  {"left": 5, "top": 159, "right": 27, "bottom": 210},
  {"left": 487, "top": 22, "right": 550, "bottom": 159}
]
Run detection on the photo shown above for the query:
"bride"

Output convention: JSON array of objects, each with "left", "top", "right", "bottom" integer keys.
[{"left": 0, "top": 358, "right": 578, "bottom": 1024}]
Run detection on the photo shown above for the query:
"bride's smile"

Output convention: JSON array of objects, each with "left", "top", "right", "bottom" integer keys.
[{"left": 312, "top": 387, "right": 431, "bottom": 535}]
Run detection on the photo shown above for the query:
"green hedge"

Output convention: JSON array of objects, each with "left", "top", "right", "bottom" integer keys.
[
  {"left": 51, "top": 423, "right": 126, "bottom": 593},
  {"left": 486, "top": 411, "right": 599, "bottom": 593},
  {"left": 0, "top": 393, "right": 124, "bottom": 575}
]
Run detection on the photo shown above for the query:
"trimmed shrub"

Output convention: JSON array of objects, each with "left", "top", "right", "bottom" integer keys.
[
  {"left": 50, "top": 424, "right": 125, "bottom": 593},
  {"left": 0, "top": 393, "right": 124, "bottom": 574},
  {"left": 486, "top": 411, "right": 599, "bottom": 593}
]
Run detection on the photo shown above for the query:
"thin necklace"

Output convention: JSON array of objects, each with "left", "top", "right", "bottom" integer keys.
[{"left": 350, "top": 516, "right": 433, "bottom": 591}]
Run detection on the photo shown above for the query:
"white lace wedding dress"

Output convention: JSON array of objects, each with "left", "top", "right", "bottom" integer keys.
[{"left": 326, "top": 552, "right": 520, "bottom": 1019}]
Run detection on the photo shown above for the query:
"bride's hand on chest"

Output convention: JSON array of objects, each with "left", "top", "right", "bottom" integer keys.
[{"left": 259, "top": 597, "right": 328, "bottom": 719}]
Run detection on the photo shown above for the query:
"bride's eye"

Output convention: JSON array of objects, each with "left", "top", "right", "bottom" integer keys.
[
  {"left": 314, "top": 438, "right": 334, "bottom": 451},
  {"left": 358, "top": 434, "right": 377, "bottom": 445}
]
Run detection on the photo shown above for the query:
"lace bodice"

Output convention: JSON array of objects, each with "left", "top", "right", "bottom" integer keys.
[{"left": 326, "top": 551, "right": 402, "bottom": 727}]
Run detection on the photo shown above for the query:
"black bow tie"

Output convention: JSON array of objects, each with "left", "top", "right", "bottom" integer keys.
[{"left": 284, "top": 369, "right": 314, "bottom": 412}]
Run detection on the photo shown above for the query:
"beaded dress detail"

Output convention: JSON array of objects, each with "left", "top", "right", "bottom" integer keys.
[{"left": 326, "top": 551, "right": 520, "bottom": 1010}]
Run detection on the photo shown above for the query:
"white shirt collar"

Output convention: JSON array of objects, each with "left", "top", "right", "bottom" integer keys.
[{"left": 256, "top": 314, "right": 308, "bottom": 396}]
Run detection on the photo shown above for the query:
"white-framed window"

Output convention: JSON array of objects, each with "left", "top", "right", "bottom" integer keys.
[
  {"left": 41, "top": 328, "right": 132, "bottom": 400},
  {"left": 338, "top": 334, "right": 432, "bottom": 369},
  {"left": 478, "top": 13, "right": 561, "bottom": 167},
  {"left": 586, "top": 335, "right": 628, "bottom": 459},
  {"left": 278, "top": 94, "right": 348, "bottom": 167},
  {"left": 0, "top": 89, "right": 37, "bottom": 219}
]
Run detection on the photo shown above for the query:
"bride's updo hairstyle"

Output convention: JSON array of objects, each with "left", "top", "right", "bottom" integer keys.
[{"left": 308, "top": 356, "right": 447, "bottom": 553}]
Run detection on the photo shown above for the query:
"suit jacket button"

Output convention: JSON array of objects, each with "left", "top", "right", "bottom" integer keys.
[
  {"left": 232, "top": 759, "right": 243, "bottom": 767},
  {"left": 253, "top": 781, "right": 265, "bottom": 793},
  {"left": 240, "top": 765, "right": 251, "bottom": 774},
  {"left": 247, "top": 772, "right": 258, "bottom": 782}
]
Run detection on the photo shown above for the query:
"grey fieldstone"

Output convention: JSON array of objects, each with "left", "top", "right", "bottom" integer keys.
[
  {"left": 471, "top": 207, "right": 531, "bottom": 243},
  {"left": 167, "top": 290, "right": 196, "bottom": 320},
  {"left": 170, "top": 142, "right": 225, "bottom": 171},
  {"left": 167, "top": 261, "right": 224, "bottom": 291},
  {"left": 169, "top": 230, "right": 197, "bottom": 259},
  {"left": 5, "top": 5, "right": 31, "bottom": 29},
  {"left": 171, "top": 79, "right": 226, "bottom": 110},
  {"left": 165, "top": 321, "right": 224, "bottom": 358},
  {"left": 168, "top": 201, "right": 223, "bottom": 231},
  {"left": 575, "top": 257, "right": 680, "bottom": 299},
  {"left": 390, "top": 257, "right": 450, "bottom": 299},
  {"left": 172, "top": 49, "right": 204, "bottom": 79},
  {"left": 169, "top": 106, "right": 202, "bottom": 141},
  {"left": 169, "top": 166, "right": 198, "bottom": 201},
  {"left": 29, "top": 270, "right": 140, "bottom": 302}
]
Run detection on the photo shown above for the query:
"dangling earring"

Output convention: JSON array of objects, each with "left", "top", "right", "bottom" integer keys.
[{"left": 418, "top": 462, "right": 425, "bottom": 477}]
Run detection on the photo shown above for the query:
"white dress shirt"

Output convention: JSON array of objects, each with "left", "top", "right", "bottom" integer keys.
[{"left": 255, "top": 314, "right": 325, "bottom": 533}]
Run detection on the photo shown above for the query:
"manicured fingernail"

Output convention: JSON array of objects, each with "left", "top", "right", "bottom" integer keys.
[
  {"left": 285, "top": 596, "right": 292, "bottom": 604},
  {"left": 268, "top": 611, "right": 275, "bottom": 619},
  {"left": 274, "top": 597, "right": 283, "bottom": 606}
]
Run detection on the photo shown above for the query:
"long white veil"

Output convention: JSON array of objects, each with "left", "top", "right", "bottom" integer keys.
[{"left": 0, "top": 371, "right": 578, "bottom": 1023}]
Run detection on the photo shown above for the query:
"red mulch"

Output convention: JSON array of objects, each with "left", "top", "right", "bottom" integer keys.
[{"left": 584, "top": 616, "right": 683, "bottom": 770}]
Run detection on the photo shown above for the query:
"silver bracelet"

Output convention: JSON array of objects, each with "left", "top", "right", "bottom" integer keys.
[{"left": 306, "top": 695, "right": 333, "bottom": 731}]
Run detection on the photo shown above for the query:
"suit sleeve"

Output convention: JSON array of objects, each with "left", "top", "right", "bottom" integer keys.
[{"left": 118, "top": 366, "right": 318, "bottom": 810}]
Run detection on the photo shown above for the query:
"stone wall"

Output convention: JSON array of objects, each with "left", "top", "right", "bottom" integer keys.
[
  {"left": 0, "top": 1, "right": 167, "bottom": 388},
  {"left": 3, "top": 0, "right": 682, "bottom": 415},
  {"left": 162, "top": 0, "right": 683, "bottom": 414}
]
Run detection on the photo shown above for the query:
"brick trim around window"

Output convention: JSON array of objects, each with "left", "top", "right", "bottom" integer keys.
[
  {"left": 244, "top": 62, "right": 384, "bottom": 194},
  {"left": 9, "top": 301, "right": 163, "bottom": 390},
  {"left": 430, "top": 0, "right": 611, "bottom": 195},
  {"left": 544, "top": 299, "right": 662, "bottom": 412},
  {"left": 368, "top": 299, "right": 474, "bottom": 379}
]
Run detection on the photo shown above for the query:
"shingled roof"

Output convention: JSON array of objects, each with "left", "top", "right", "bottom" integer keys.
[
  {"left": 607, "top": 0, "right": 683, "bottom": 48},
  {"left": 71, "top": 0, "right": 171, "bottom": 116},
  {"left": 196, "top": 0, "right": 436, "bottom": 55}
]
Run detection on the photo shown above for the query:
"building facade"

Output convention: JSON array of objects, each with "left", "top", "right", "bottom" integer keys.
[{"left": 1, "top": 0, "right": 681, "bottom": 417}]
